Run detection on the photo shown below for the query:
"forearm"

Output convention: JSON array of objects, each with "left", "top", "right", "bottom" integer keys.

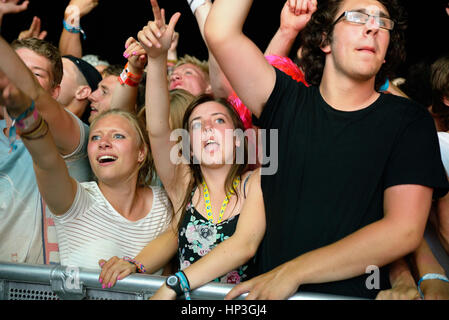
[
  {"left": 413, "top": 238, "right": 446, "bottom": 277},
  {"left": 135, "top": 228, "right": 179, "bottom": 274},
  {"left": 195, "top": 1, "right": 232, "bottom": 98},
  {"left": 145, "top": 56, "right": 171, "bottom": 137},
  {"left": 436, "top": 194, "right": 449, "bottom": 252},
  {"left": 264, "top": 27, "right": 298, "bottom": 57},
  {"left": 21, "top": 123, "right": 77, "bottom": 215},
  {"left": 59, "top": 29, "right": 82, "bottom": 57},
  {"left": 110, "top": 64, "right": 143, "bottom": 113},
  {"left": 205, "top": 0, "right": 252, "bottom": 43},
  {"left": 205, "top": 0, "right": 275, "bottom": 118},
  {"left": 154, "top": 231, "right": 259, "bottom": 300},
  {"left": 110, "top": 82, "right": 138, "bottom": 113},
  {"left": 289, "top": 219, "right": 423, "bottom": 287},
  {"left": 59, "top": 4, "right": 84, "bottom": 57},
  {"left": 167, "top": 48, "right": 177, "bottom": 62},
  {"left": 184, "top": 234, "right": 258, "bottom": 290},
  {"left": 388, "top": 257, "right": 416, "bottom": 288}
]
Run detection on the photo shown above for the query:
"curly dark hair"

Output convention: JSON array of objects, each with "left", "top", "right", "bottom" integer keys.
[{"left": 300, "top": 0, "right": 407, "bottom": 91}]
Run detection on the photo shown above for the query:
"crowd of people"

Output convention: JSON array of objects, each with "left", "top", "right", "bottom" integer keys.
[{"left": 1, "top": 0, "right": 449, "bottom": 300}]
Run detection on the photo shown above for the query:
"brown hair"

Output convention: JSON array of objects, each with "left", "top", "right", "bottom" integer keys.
[
  {"left": 430, "top": 54, "right": 449, "bottom": 131},
  {"left": 11, "top": 38, "right": 63, "bottom": 88},
  {"left": 101, "top": 64, "right": 122, "bottom": 78}
]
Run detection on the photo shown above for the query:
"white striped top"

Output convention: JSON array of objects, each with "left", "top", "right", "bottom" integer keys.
[{"left": 52, "top": 181, "right": 172, "bottom": 271}]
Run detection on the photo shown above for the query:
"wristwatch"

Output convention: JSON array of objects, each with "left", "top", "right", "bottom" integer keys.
[{"left": 165, "top": 274, "right": 183, "bottom": 296}]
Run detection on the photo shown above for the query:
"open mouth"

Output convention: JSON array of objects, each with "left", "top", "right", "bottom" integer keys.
[
  {"left": 170, "top": 81, "right": 183, "bottom": 90},
  {"left": 204, "top": 139, "right": 219, "bottom": 152},
  {"left": 97, "top": 155, "right": 117, "bottom": 164}
]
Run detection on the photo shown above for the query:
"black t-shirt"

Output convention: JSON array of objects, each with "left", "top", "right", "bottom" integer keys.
[{"left": 253, "top": 68, "right": 449, "bottom": 299}]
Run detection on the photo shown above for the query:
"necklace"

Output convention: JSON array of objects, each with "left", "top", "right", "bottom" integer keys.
[{"left": 201, "top": 176, "right": 241, "bottom": 223}]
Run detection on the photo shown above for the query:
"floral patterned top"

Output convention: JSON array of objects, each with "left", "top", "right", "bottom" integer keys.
[{"left": 177, "top": 198, "right": 256, "bottom": 284}]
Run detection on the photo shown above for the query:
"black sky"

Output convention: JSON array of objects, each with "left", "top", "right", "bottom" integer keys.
[{"left": 1, "top": 0, "right": 448, "bottom": 77}]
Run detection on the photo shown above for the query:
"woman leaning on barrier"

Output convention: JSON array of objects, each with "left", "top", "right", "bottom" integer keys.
[
  {"left": 98, "top": 0, "right": 266, "bottom": 300},
  {"left": 0, "top": 32, "right": 173, "bottom": 270}
]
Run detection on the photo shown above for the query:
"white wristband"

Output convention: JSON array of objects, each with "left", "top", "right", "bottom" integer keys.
[{"left": 187, "top": 0, "right": 206, "bottom": 14}]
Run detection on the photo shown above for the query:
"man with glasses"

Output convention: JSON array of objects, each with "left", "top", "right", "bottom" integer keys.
[{"left": 205, "top": 0, "right": 449, "bottom": 299}]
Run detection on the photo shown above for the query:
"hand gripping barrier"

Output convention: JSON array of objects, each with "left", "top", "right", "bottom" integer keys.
[{"left": 0, "top": 262, "right": 365, "bottom": 300}]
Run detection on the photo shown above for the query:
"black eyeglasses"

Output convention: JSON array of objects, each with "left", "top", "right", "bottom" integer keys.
[{"left": 333, "top": 11, "right": 395, "bottom": 31}]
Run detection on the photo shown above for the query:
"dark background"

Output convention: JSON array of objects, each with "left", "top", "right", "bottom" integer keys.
[{"left": 1, "top": 0, "right": 448, "bottom": 78}]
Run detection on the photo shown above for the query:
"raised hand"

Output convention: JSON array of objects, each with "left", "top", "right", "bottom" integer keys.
[
  {"left": 18, "top": 16, "right": 47, "bottom": 40},
  {"left": 66, "top": 0, "right": 99, "bottom": 19},
  {"left": 64, "top": 0, "right": 99, "bottom": 28},
  {"left": 0, "top": 0, "right": 29, "bottom": 17},
  {"left": 0, "top": 69, "right": 31, "bottom": 118},
  {"left": 282, "top": 0, "right": 317, "bottom": 34},
  {"left": 123, "top": 37, "right": 147, "bottom": 73},
  {"left": 137, "top": 0, "right": 181, "bottom": 59}
]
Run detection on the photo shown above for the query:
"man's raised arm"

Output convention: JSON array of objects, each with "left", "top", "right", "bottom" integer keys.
[{"left": 204, "top": 0, "right": 275, "bottom": 118}]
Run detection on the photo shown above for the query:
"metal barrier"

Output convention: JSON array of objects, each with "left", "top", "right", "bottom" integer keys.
[{"left": 0, "top": 262, "right": 364, "bottom": 300}]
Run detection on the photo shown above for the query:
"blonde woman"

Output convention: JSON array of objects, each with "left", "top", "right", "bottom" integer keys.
[{"left": 98, "top": 0, "right": 266, "bottom": 299}]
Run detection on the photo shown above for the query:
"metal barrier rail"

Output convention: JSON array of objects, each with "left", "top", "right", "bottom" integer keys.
[{"left": 0, "top": 262, "right": 364, "bottom": 300}]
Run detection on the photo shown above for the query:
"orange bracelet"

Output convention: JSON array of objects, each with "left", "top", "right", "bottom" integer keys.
[{"left": 119, "top": 63, "right": 143, "bottom": 87}]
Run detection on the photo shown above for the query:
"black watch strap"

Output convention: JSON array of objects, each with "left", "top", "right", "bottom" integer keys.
[{"left": 166, "top": 274, "right": 183, "bottom": 296}]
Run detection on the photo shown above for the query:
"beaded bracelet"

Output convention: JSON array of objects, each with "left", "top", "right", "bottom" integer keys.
[
  {"left": 417, "top": 273, "right": 449, "bottom": 299},
  {"left": 123, "top": 256, "right": 146, "bottom": 273}
]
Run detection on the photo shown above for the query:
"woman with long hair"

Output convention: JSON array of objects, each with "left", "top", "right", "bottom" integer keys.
[{"left": 98, "top": 0, "right": 265, "bottom": 299}]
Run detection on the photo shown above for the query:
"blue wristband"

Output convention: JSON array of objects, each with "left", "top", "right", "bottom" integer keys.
[
  {"left": 417, "top": 273, "right": 449, "bottom": 299},
  {"left": 8, "top": 101, "right": 36, "bottom": 152},
  {"left": 63, "top": 20, "right": 86, "bottom": 40},
  {"left": 379, "top": 78, "right": 389, "bottom": 92},
  {"left": 175, "top": 271, "right": 191, "bottom": 300}
]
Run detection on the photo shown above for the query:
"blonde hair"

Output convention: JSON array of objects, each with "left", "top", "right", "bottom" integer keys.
[
  {"left": 138, "top": 89, "right": 195, "bottom": 131},
  {"left": 168, "top": 89, "right": 196, "bottom": 130},
  {"left": 90, "top": 109, "right": 154, "bottom": 187},
  {"left": 175, "top": 54, "right": 209, "bottom": 79}
]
